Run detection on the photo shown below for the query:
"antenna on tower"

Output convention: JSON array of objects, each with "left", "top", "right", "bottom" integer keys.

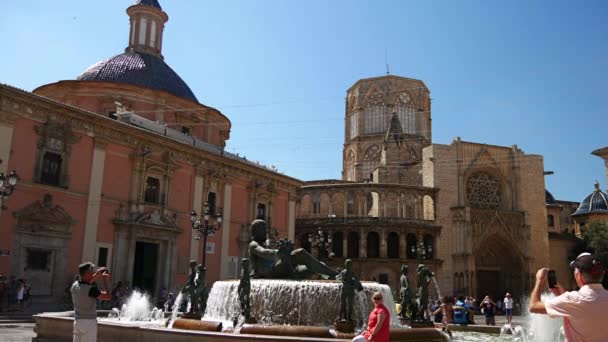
[{"left": 385, "top": 48, "right": 390, "bottom": 75}]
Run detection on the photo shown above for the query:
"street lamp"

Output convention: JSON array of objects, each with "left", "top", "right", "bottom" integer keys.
[
  {"left": 0, "top": 170, "right": 20, "bottom": 211},
  {"left": 308, "top": 227, "right": 333, "bottom": 260},
  {"left": 416, "top": 239, "right": 426, "bottom": 264},
  {"left": 190, "top": 202, "right": 222, "bottom": 271}
]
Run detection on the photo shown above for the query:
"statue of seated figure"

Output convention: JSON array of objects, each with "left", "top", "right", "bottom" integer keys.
[{"left": 248, "top": 219, "right": 339, "bottom": 279}]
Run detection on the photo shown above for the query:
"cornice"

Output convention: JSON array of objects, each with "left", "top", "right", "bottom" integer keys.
[{"left": 1, "top": 84, "right": 303, "bottom": 190}]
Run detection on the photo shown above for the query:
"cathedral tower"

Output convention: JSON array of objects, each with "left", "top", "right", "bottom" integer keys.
[{"left": 342, "top": 76, "right": 431, "bottom": 185}]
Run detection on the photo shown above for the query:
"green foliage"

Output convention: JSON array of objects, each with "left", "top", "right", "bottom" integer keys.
[
  {"left": 583, "top": 221, "right": 608, "bottom": 257},
  {"left": 582, "top": 221, "right": 608, "bottom": 289}
]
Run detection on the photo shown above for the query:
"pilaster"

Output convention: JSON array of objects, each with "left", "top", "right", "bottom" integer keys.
[
  {"left": 82, "top": 140, "right": 107, "bottom": 262},
  {"left": 0, "top": 122, "right": 14, "bottom": 174},
  {"left": 220, "top": 183, "right": 233, "bottom": 279}
]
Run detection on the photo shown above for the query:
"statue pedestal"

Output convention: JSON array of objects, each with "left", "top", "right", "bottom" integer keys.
[
  {"left": 410, "top": 320, "right": 435, "bottom": 328},
  {"left": 334, "top": 319, "right": 356, "bottom": 333}
]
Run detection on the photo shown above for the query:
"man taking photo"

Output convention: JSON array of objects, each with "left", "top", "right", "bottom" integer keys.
[
  {"left": 529, "top": 253, "right": 608, "bottom": 342},
  {"left": 71, "top": 262, "right": 112, "bottom": 342}
]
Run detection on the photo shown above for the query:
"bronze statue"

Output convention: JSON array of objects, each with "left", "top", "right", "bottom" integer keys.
[
  {"left": 336, "top": 259, "right": 363, "bottom": 322},
  {"left": 248, "top": 219, "right": 338, "bottom": 279},
  {"left": 181, "top": 261, "right": 199, "bottom": 315},
  {"left": 399, "top": 264, "right": 411, "bottom": 320},
  {"left": 195, "top": 265, "right": 209, "bottom": 315},
  {"left": 238, "top": 258, "right": 252, "bottom": 321},
  {"left": 415, "top": 264, "right": 434, "bottom": 321}
]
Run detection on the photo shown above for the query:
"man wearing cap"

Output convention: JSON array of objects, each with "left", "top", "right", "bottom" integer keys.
[
  {"left": 71, "top": 262, "right": 112, "bottom": 342},
  {"left": 529, "top": 253, "right": 608, "bottom": 342}
]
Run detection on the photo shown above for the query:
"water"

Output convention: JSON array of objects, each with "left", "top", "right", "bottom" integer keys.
[
  {"left": 99, "top": 290, "right": 166, "bottom": 327},
  {"left": 452, "top": 293, "right": 565, "bottom": 342},
  {"left": 204, "top": 279, "right": 399, "bottom": 328},
  {"left": 431, "top": 276, "right": 443, "bottom": 298},
  {"left": 167, "top": 292, "right": 184, "bottom": 329}
]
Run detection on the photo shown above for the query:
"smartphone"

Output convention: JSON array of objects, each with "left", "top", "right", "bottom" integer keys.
[{"left": 547, "top": 270, "right": 557, "bottom": 288}]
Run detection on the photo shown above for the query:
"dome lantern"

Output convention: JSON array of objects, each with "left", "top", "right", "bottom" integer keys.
[{"left": 126, "top": 0, "right": 168, "bottom": 58}]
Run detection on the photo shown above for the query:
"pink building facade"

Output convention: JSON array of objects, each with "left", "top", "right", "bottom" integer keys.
[{"left": 0, "top": 0, "right": 301, "bottom": 299}]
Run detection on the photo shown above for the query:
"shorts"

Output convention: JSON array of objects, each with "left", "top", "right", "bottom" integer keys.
[
  {"left": 505, "top": 308, "right": 512, "bottom": 316},
  {"left": 73, "top": 319, "right": 97, "bottom": 342}
]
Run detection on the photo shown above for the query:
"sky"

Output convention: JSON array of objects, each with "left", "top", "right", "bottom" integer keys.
[{"left": 1, "top": 0, "right": 607, "bottom": 202}]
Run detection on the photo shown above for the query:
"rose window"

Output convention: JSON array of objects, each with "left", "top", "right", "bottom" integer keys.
[{"left": 466, "top": 173, "right": 502, "bottom": 209}]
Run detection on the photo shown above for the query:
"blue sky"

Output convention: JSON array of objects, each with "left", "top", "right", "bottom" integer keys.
[{"left": 1, "top": 0, "right": 606, "bottom": 202}]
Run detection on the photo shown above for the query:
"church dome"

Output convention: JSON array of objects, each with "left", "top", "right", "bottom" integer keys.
[
  {"left": 572, "top": 182, "right": 608, "bottom": 216},
  {"left": 545, "top": 190, "right": 557, "bottom": 205},
  {"left": 76, "top": 52, "right": 198, "bottom": 103}
]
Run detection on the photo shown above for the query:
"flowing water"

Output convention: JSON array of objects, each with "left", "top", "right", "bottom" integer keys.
[
  {"left": 431, "top": 276, "right": 443, "bottom": 298},
  {"left": 204, "top": 279, "right": 398, "bottom": 328}
]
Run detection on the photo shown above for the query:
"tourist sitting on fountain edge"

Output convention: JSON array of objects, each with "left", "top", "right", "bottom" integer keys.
[
  {"left": 248, "top": 219, "right": 339, "bottom": 279},
  {"left": 529, "top": 253, "right": 608, "bottom": 342}
]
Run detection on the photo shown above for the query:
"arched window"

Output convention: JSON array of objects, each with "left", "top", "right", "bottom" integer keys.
[
  {"left": 395, "top": 92, "right": 416, "bottom": 134},
  {"left": 349, "top": 111, "right": 359, "bottom": 139},
  {"left": 466, "top": 172, "right": 502, "bottom": 209},
  {"left": 424, "top": 234, "right": 434, "bottom": 260},
  {"left": 367, "top": 232, "right": 380, "bottom": 258},
  {"left": 362, "top": 145, "right": 381, "bottom": 180},
  {"left": 332, "top": 232, "right": 343, "bottom": 257},
  {"left": 547, "top": 215, "right": 555, "bottom": 227},
  {"left": 347, "top": 232, "right": 359, "bottom": 258},
  {"left": 301, "top": 233, "right": 311, "bottom": 253},
  {"left": 345, "top": 151, "right": 355, "bottom": 181},
  {"left": 387, "top": 232, "right": 399, "bottom": 258},
  {"left": 364, "top": 94, "right": 387, "bottom": 134},
  {"left": 406, "top": 233, "right": 417, "bottom": 259}
]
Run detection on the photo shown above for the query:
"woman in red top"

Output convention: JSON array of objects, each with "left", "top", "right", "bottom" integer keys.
[{"left": 352, "top": 291, "right": 390, "bottom": 342}]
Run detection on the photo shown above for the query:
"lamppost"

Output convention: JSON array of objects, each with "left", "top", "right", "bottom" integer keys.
[
  {"left": 190, "top": 203, "right": 222, "bottom": 271},
  {"left": 416, "top": 239, "right": 426, "bottom": 264},
  {"left": 0, "top": 170, "right": 20, "bottom": 212},
  {"left": 309, "top": 227, "right": 333, "bottom": 260}
]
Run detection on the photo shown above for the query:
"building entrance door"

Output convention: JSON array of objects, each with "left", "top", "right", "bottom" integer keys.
[
  {"left": 477, "top": 270, "right": 500, "bottom": 299},
  {"left": 132, "top": 242, "right": 158, "bottom": 293}
]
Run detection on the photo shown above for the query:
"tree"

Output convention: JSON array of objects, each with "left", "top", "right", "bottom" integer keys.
[{"left": 582, "top": 221, "right": 608, "bottom": 289}]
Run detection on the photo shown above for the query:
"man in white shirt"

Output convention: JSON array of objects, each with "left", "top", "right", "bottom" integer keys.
[
  {"left": 529, "top": 253, "right": 608, "bottom": 342},
  {"left": 503, "top": 292, "right": 513, "bottom": 324}
]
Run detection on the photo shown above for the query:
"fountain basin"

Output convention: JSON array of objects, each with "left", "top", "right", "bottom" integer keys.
[
  {"left": 204, "top": 279, "right": 399, "bottom": 327},
  {"left": 32, "top": 311, "right": 448, "bottom": 342}
]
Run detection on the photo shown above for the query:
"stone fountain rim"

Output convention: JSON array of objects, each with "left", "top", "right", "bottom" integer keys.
[{"left": 32, "top": 313, "right": 350, "bottom": 341}]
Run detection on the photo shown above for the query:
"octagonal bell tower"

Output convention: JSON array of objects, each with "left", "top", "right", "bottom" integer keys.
[{"left": 342, "top": 75, "right": 431, "bottom": 185}]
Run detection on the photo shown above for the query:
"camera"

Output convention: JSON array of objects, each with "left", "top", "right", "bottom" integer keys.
[{"left": 547, "top": 269, "right": 557, "bottom": 288}]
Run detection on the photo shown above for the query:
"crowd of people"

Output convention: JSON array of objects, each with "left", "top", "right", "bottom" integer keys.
[
  {"left": 421, "top": 293, "right": 518, "bottom": 327},
  {"left": 0, "top": 274, "right": 31, "bottom": 312}
]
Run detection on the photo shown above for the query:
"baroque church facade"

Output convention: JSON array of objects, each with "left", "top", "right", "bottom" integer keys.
[
  {"left": 296, "top": 75, "right": 556, "bottom": 300},
  {"left": 0, "top": 0, "right": 301, "bottom": 299}
]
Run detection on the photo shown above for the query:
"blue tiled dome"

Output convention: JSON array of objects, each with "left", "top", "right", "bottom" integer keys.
[
  {"left": 134, "top": 0, "right": 162, "bottom": 10},
  {"left": 546, "top": 190, "right": 557, "bottom": 205},
  {"left": 572, "top": 182, "right": 608, "bottom": 216},
  {"left": 76, "top": 52, "right": 198, "bottom": 103}
]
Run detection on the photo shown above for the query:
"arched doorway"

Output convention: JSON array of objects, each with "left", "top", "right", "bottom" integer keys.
[{"left": 475, "top": 235, "right": 526, "bottom": 301}]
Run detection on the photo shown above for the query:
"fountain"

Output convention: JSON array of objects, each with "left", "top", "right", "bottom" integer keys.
[{"left": 32, "top": 219, "right": 449, "bottom": 341}]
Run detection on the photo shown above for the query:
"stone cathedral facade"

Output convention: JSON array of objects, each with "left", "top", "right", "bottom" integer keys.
[{"left": 296, "top": 75, "right": 552, "bottom": 300}]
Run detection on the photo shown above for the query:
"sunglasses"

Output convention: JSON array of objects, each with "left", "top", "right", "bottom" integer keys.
[{"left": 373, "top": 297, "right": 382, "bottom": 300}]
